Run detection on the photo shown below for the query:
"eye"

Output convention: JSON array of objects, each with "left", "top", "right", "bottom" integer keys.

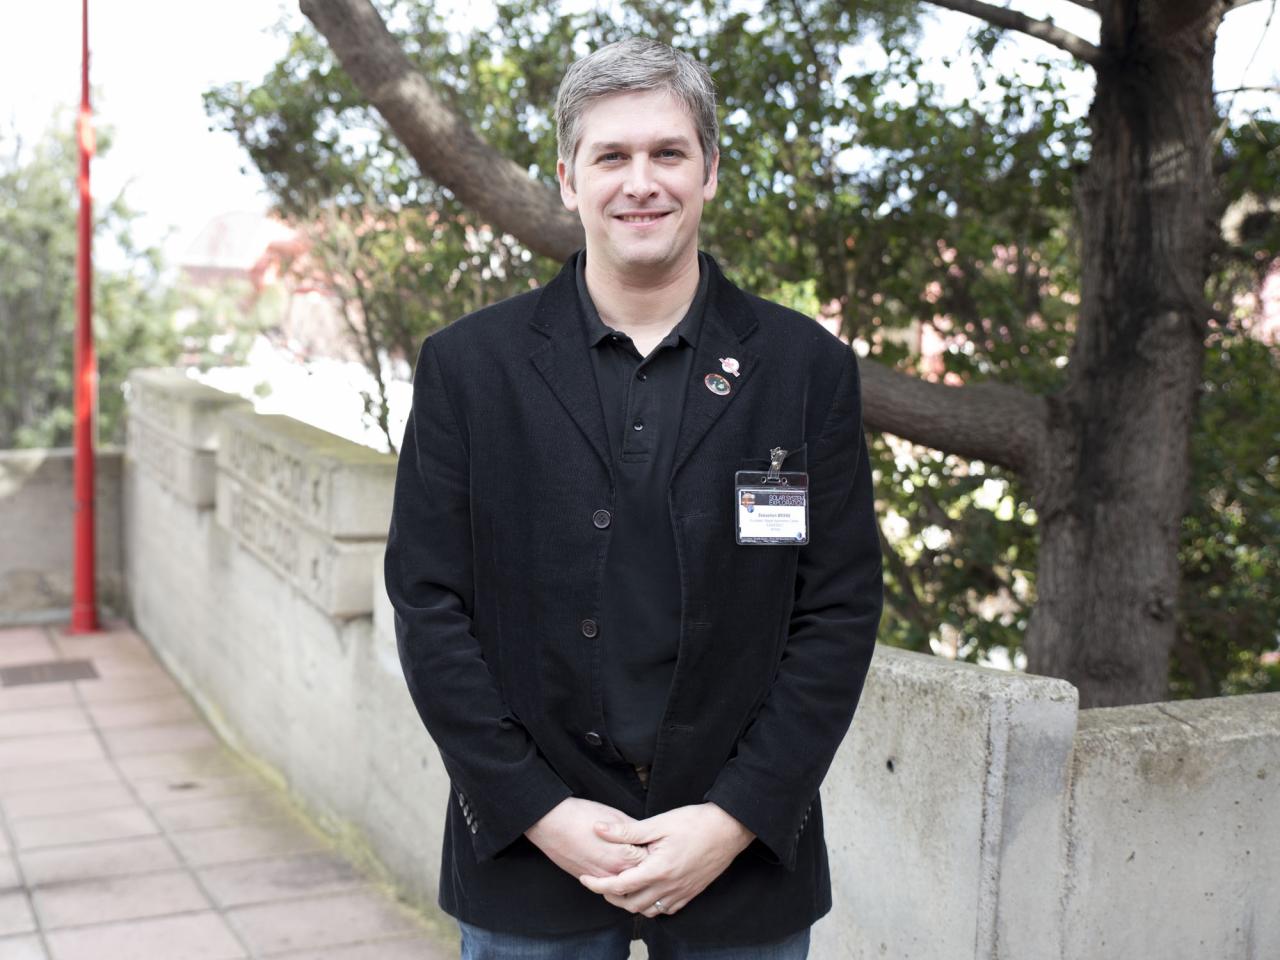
[
  {"left": 599, "top": 152, "right": 623, "bottom": 163},
  {"left": 658, "top": 149, "right": 683, "bottom": 159}
]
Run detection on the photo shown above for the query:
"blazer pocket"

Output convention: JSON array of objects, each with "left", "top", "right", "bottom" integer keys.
[{"left": 738, "top": 443, "right": 807, "bottom": 472}]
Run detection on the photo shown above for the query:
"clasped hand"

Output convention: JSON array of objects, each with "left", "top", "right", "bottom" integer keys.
[{"left": 525, "top": 798, "right": 754, "bottom": 918}]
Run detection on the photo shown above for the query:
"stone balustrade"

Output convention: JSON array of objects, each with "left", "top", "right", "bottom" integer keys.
[{"left": 1, "top": 366, "right": 1274, "bottom": 959}]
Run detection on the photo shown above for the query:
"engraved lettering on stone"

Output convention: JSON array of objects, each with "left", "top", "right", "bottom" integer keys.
[
  {"left": 225, "top": 428, "right": 327, "bottom": 519},
  {"left": 228, "top": 485, "right": 301, "bottom": 576}
]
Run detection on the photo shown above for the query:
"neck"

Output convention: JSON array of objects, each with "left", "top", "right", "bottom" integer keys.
[{"left": 583, "top": 251, "right": 700, "bottom": 332}]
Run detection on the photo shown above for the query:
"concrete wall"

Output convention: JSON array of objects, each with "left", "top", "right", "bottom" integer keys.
[
  {"left": 121, "top": 370, "right": 451, "bottom": 931},
  {"left": 0, "top": 446, "right": 126, "bottom": 622},
  {"left": 1064, "top": 697, "right": 1279, "bottom": 959},
  {"left": 105, "top": 367, "right": 1280, "bottom": 959}
]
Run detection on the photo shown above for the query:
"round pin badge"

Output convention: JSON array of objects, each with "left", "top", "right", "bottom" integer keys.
[
  {"left": 719, "top": 357, "right": 740, "bottom": 377},
  {"left": 704, "top": 373, "right": 732, "bottom": 396}
]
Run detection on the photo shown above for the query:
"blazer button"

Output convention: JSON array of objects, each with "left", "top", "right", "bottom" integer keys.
[
  {"left": 580, "top": 619, "right": 599, "bottom": 638},
  {"left": 584, "top": 731, "right": 603, "bottom": 746},
  {"left": 592, "top": 509, "right": 612, "bottom": 529}
]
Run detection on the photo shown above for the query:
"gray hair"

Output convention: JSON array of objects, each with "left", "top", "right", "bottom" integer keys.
[{"left": 555, "top": 37, "right": 719, "bottom": 187}]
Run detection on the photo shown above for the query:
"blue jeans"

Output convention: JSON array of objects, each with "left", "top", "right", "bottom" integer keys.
[{"left": 458, "top": 919, "right": 810, "bottom": 959}]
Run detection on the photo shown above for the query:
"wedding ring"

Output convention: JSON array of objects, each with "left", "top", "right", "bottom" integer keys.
[{"left": 653, "top": 899, "right": 666, "bottom": 913}]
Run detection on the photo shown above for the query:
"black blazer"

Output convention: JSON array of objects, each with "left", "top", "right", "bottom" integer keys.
[{"left": 385, "top": 251, "right": 884, "bottom": 947}]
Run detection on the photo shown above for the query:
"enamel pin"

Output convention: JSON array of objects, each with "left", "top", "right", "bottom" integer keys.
[
  {"left": 719, "top": 357, "right": 740, "bottom": 377},
  {"left": 704, "top": 373, "right": 732, "bottom": 396}
]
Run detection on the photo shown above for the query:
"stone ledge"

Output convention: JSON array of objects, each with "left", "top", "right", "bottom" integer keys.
[
  {"left": 214, "top": 472, "right": 384, "bottom": 618},
  {"left": 126, "top": 417, "right": 218, "bottom": 508},
  {"left": 217, "top": 410, "right": 395, "bottom": 539},
  {"left": 128, "top": 369, "right": 252, "bottom": 450}
]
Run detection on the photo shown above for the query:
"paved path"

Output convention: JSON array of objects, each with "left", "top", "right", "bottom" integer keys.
[{"left": 0, "top": 621, "right": 455, "bottom": 960}]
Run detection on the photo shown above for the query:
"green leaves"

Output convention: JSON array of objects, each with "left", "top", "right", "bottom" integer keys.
[
  {"left": 0, "top": 115, "right": 181, "bottom": 449},
  {"left": 215, "top": 0, "right": 1277, "bottom": 681},
  {"left": 1176, "top": 330, "right": 1280, "bottom": 696}
]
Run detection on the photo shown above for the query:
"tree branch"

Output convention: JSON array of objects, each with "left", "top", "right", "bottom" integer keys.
[
  {"left": 877, "top": 523, "right": 936, "bottom": 644},
  {"left": 859, "top": 358, "right": 1048, "bottom": 480},
  {"left": 299, "top": 0, "right": 584, "bottom": 261},
  {"left": 301, "top": 0, "right": 1047, "bottom": 482},
  {"left": 924, "top": 0, "right": 1102, "bottom": 65}
]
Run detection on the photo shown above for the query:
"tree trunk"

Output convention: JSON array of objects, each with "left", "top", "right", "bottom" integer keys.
[
  {"left": 1024, "top": 0, "right": 1219, "bottom": 706},
  {"left": 302, "top": 0, "right": 1238, "bottom": 707}
]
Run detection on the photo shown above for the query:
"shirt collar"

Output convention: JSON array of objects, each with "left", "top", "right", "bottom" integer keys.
[{"left": 575, "top": 248, "right": 709, "bottom": 351}]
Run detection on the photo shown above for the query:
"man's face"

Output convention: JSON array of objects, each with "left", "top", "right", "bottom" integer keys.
[{"left": 557, "top": 88, "right": 718, "bottom": 279}]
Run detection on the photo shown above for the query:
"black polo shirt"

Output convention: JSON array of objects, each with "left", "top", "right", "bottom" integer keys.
[{"left": 575, "top": 249, "right": 710, "bottom": 768}]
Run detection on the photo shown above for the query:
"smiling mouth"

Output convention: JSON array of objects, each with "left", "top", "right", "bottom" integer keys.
[{"left": 615, "top": 212, "right": 671, "bottom": 224}]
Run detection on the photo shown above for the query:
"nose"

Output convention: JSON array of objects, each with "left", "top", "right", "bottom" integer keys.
[{"left": 623, "top": 156, "right": 658, "bottom": 199}]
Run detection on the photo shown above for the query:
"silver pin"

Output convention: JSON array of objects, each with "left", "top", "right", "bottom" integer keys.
[
  {"left": 720, "top": 357, "right": 740, "bottom": 377},
  {"left": 704, "top": 373, "right": 731, "bottom": 396}
]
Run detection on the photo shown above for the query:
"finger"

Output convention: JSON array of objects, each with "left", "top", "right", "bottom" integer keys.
[
  {"left": 639, "top": 888, "right": 679, "bottom": 918},
  {"left": 602, "top": 893, "right": 632, "bottom": 912},
  {"left": 587, "top": 873, "right": 663, "bottom": 914},
  {"left": 662, "top": 897, "right": 689, "bottom": 916},
  {"left": 603, "top": 842, "right": 648, "bottom": 872},
  {"left": 582, "top": 859, "right": 660, "bottom": 897},
  {"left": 624, "top": 882, "right": 667, "bottom": 916},
  {"left": 598, "top": 889, "right": 643, "bottom": 912},
  {"left": 578, "top": 874, "right": 608, "bottom": 893},
  {"left": 595, "top": 817, "right": 663, "bottom": 845},
  {"left": 579, "top": 873, "right": 651, "bottom": 900},
  {"left": 613, "top": 889, "right": 664, "bottom": 917}
]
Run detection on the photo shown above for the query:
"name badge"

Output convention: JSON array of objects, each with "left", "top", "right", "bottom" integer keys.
[{"left": 735, "top": 447, "right": 809, "bottom": 545}]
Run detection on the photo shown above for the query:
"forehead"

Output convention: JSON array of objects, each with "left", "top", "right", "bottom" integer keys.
[{"left": 576, "top": 89, "right": 699, "bottom": 150}]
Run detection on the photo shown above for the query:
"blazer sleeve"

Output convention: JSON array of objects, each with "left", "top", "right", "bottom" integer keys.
[
  {"left": 385, "top": 334, "right": 573, "bottom": 863},
  {"left": 703, "top": 346, "right": 884, "bottom": 870}
]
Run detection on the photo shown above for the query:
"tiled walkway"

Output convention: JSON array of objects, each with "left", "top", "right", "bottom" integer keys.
[{"left": 0, "top": 622, "right": 454, "bottom": 960}]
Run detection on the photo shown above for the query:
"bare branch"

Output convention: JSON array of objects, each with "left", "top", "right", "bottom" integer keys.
[
  {"left": 924, "top": 0, "right": 1102, "bottom": 65},
  {"left": 1214, "top": 84, "right": 1280, "bottom": 94},
  {"left": 859, "top": 358, "right": 1048, "bottom": 480},
  {"left": 876, "top": 522, "right": 935, "bottom": 642},
  {"left": 299, "top": 0, "right": 583, "bottom": 261},
  {"left": 301, "top": 0, "right": 1048, "bottom": 479}
]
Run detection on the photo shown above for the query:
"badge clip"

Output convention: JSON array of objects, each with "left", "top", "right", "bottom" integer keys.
[{"left": 765, "top": 447, "right": 787, "bottom": 483}]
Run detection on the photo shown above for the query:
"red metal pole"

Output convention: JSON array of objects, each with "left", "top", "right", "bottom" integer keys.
[{"left": 70, "top": 0, "right": 100, "bottom": 633}]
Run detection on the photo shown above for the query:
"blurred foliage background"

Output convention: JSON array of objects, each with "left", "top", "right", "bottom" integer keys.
[{"left": 5, "top": 0, "right": 1273, "bottom": 696}]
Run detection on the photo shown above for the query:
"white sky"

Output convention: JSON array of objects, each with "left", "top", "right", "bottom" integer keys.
[{"left": 2, "top": 0, "right": 1276, "bottom": 272}]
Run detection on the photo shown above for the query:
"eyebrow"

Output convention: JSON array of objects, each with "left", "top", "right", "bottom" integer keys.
[{"left": 585, "top": 136, "right": 695, "bottom": 154}]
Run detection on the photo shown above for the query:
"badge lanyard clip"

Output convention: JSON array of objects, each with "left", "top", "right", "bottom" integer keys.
[{"left": 765, "top": 447, "right": 788, "bottom": 484}]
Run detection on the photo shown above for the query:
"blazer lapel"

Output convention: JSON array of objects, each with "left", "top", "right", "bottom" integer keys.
[
  {"left": 671, "top": 257, "right": 760, "bottom": 478},
  {"left": 528, "top": 251, "right": 762, "bottom": 483},
  {"left": 528, "top": 255, "right": 614, "bottom": 480}
]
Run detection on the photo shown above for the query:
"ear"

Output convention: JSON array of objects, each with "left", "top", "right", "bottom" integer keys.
[
  {"left": 557, "top": 159, "right": 579, "bottom": 212},
  {"left": 702, "top": 148, "right": 720, "bottom": 202}
]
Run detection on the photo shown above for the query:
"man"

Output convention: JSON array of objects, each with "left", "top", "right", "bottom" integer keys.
[{"left": 384, "top": 37, "right": 883, "bottom": 959}]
